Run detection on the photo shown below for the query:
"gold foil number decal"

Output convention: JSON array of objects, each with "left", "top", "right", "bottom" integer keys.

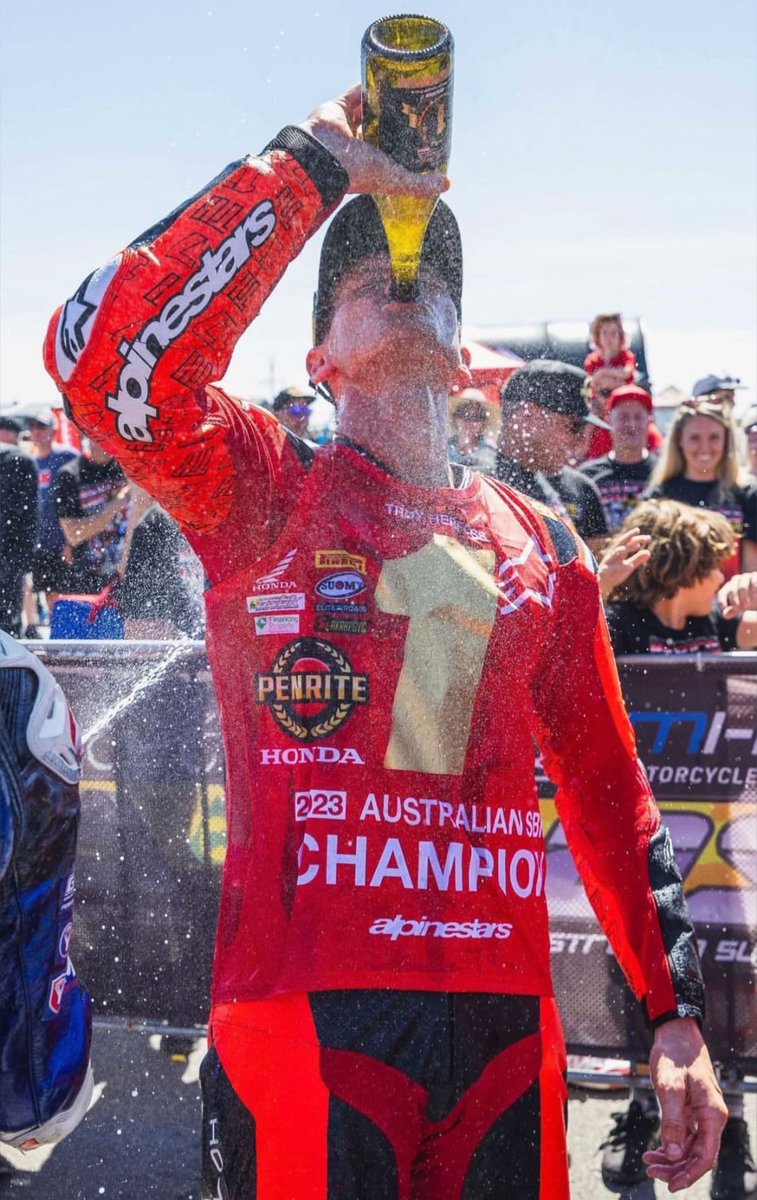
[{"left": 376, "top": 535, "right": 498, "bottom": 775}]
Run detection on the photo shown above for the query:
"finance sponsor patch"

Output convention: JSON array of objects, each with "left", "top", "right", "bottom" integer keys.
[{"left": 254, "top": 614, "right": 300, "bottom": 637}]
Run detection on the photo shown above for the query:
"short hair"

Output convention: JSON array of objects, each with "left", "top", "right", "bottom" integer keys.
[
  {"left": 589, "top": 312, "right": 626, "bottom": 348},
  {"left": 608, "top": 499, "right": 735, "bottom": 607},
  {"left": 648, "top": 398, "right": 744, "bottom": 491}
]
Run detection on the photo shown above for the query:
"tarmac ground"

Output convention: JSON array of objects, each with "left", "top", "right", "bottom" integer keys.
[{"left": 1, "top": 1026, "right": 752, "bottom": 1198}]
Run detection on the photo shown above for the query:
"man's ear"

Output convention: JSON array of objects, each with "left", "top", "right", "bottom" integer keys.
[{"left": 306, "top": 345, "right": 334, "bottom": 388}]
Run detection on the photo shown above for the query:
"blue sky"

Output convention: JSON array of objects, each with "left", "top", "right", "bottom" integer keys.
[{"left": 1, "top": 0, "right": 755, "bottom": 409}]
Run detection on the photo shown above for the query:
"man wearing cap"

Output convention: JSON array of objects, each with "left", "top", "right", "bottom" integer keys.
[
  {"left": 741, "top": 407, "right": 757, "bottom": 479},
  {"left": 692, "top": 374, "right": 746, "bottom": 410},
  {"left": 271, "top": 386, "right": 314, "bottom": 439},
  {"left": 44, "top": 86, "right": 725, "bottom": 1197},
  {"left": 24, "top": 409, "right": 76, "bottom": 629},
  {"left": 581, "top": 384, "right": 658, "bottom": 533},
  {"left": 495, "top": 360, "right": 610, "bottom": 549},
  {"left": 448, "top": 388, "right": 496, "bottom": 471},
  {"left": 0, "top": 418, "right": 38, "bottom": 636}
]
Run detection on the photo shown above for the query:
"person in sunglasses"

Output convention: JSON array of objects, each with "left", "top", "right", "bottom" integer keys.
[
  {"left": 271, "top": 386, "right": 313, "bottom": 439},
  {"left": 495, "top": 360, "right": 610, "bottom": 551}
]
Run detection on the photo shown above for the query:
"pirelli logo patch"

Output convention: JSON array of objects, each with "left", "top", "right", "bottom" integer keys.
[
  {"left": 256, "top": 637, "right": 369, "bottom": 741},
  {"left": 314, "top": 550, "right": 367, "bottom": 575}
]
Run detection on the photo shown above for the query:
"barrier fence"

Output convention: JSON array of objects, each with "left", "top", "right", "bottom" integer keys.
[{"left": 35, "top": 643, "right": 756, "bottom": 1067}]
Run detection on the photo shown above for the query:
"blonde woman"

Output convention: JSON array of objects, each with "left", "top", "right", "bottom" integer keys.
[{"left": 646, "top": 398, "right": 757, "bottom": 575}]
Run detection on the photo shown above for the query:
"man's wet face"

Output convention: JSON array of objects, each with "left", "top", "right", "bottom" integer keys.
[
  {"left": 503, "top": 401, "right": 586, "bottom": 474},
  {"left": 322, "top": 255, "right": 461, "bottom": 385}
]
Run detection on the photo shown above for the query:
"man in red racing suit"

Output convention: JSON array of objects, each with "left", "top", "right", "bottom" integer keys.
[{"left": 44, "top": 87, "right": 726, "bottom": 1198}]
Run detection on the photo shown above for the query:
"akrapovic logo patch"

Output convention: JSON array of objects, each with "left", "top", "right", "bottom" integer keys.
[{"left": 106, "top": 200, "right": 276, "bottom": 443}]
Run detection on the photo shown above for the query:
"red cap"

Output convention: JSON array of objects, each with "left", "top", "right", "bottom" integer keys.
[{"left": 608, "top": 384, "right": 653, "bottom": 414}]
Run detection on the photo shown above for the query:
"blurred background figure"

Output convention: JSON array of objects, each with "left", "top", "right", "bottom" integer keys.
[
  {"left": 495, "top": 360, "right": 609, "bottom": 551},
  {"left": 583, "top": 313, "right": 640, "bottom": 458},
  {"left": 581, "top": 385, "right": 658, "bottom": 532},
  {"left": 447, "top": 388, "right": 496, "bottom": 471},
  {"left": 116, "top": 485, "right": 205, "bottom": 640},
  {"left": 692, "top": 373, "right": 746, "bottom": 411},
  {"left": 740, "top": 406, "right": 757, "bottom": 480},
  {"left": 0, "top": 414, "right": 24, "bottom": 446},
  {"left": 646, "top": 399, "right": 757, "bottom": 576},
  {"left": 0, "top": 418, "right": 38, "bottom": 636},
  {"left": 271, "top": 386, "right": 313, "bottom": 439},
  {"left": 53, "top": 441, "right": 130, "bottom": 599},
  {"left": 23, "top": 409, "right": 76, "bottom": 636}
]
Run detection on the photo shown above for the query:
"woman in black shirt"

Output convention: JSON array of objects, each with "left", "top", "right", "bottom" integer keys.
[{"left": 645, "top": 399, "right": 757, "bottom": 576}]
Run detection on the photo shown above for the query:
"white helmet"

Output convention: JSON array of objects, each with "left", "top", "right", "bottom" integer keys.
[{"left": 0, "top": 631, "right": 81, "bottom": 786}]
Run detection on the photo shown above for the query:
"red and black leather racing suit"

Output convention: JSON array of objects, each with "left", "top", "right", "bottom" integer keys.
[{"left": 45, "top": 126, "right": 704, "bottom": 1199}]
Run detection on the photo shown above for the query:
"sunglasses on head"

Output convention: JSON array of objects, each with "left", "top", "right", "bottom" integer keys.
[{"left": 679, "top": 398, "right": 728, "bottom": 420}]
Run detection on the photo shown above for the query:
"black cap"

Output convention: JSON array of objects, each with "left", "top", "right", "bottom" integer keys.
[
  {"left": 0, "top": 414, "right": 23, "bottom": 434},
  {"left": 313, "top": 195, "right": 463, "bottom": 345},
  {"left": 502, "top": 360, "right": 611, "bottom": 430}
]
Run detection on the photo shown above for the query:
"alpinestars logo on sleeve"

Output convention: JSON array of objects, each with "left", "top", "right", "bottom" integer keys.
[{"left": 105, "top": 200, "right": 276, "bottom": 443}]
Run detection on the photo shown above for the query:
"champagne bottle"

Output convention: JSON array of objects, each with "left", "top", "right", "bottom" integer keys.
[{"left": 361, "top": 15, "right": 453, "bottom": 300}]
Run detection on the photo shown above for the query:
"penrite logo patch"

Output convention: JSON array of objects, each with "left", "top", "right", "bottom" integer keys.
[
  {"left": 256, "top": 637, "right": 369, "bottom": 742},
  {"left": 314, "top": 571, "right": 366, "bottom": 601},
  {"left": 315, "top": 550, "right": 367, "bottom": 575}
]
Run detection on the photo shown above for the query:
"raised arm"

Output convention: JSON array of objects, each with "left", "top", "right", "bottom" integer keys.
[
  {"left": 530, "top": 535, "right": 725, "bottom": 1188},
  {"left": 43, "top": 124, "right": 350, "bottom": 542},
  {"left": 43, "top": 87, "right": 449, "bottom": 551}
]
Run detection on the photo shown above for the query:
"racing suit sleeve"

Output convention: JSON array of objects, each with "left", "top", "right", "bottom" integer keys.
[
  {"left": 530, "top": 534, "right": 704, "bottom": 1029},
  {"left": 43, "top": 129, "right": 349, "bottom": 579}
]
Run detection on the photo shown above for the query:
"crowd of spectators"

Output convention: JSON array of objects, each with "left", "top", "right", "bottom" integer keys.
[{"left": 2, "top": 318, "right": 756, "bottom": 658}]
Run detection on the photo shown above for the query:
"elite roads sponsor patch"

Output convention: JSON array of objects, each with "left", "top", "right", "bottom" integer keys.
[{"left": 256, "top": 637, "right": 369, "bottom": 741}]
